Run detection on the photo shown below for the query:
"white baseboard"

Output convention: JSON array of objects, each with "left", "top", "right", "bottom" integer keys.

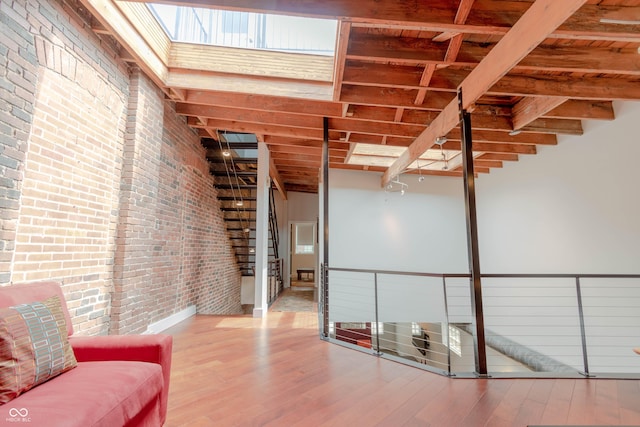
[{"left": 145, "top": 305, "right": 196, "bottom": 334}]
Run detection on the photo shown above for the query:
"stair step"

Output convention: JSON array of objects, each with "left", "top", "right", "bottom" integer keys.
[
  {"left": 218, "top": 196, "right": 257, "bottom": 201},
  {"left": 209, "top": 158, "right": 257, "bottom": 164},
  {"left": 216, "top": 184, "right": 257, "bottom": 190},
  {"left": 221, "top": 207, "right": 257, "bottom": 212},
  {"left": 210, "top": 170, "right": 257, "bottom": 177}
]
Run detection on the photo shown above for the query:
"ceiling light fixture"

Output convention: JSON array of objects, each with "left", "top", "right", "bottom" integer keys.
[
  {"left": 435, "top": 136, "right": 448, "bottom": 145},
  {"left": 386, "top": 176, "right": 408, "bottom": 196},
  {"left": 508, "top": 129, "right": 522, "bottom": 136},
  {"left": 236, "top": 201, "right": 243, "bottom": 206},
  {"left": 417, "top": 159, "right": 425, "bottom": 182},
  {"left": 222, "top": 150, "right": 231, "bottom": 157},
  {"left": 434, "top": 137, "right": 449, "bottom": 171}
]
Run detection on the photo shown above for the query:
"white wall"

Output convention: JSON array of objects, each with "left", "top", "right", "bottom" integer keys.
[
  {"left": 476, "top": 101, "right": 640, "bottom": 274},
  {"left": 329, "top": 169, "right": 468, "bottom": 272},
  {"left": 288, "top": 191, "right": 319, "bottom": 221}
]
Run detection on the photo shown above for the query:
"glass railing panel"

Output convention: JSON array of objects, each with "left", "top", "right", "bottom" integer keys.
[
  {"left": 481, "top": 277, "right": 584, "bottom": 374},
  {"left": 581, "top": 277, "right": 640, "bottom": 374}
]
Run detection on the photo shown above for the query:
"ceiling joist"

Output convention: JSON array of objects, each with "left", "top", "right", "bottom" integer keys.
[{"left": 382, "top": 0, "right": 589, "bottom": 186}]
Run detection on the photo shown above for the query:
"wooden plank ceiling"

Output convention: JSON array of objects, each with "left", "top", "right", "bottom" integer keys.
[{"left": 84, "top": 0, "right": 640, "bottom": 194}]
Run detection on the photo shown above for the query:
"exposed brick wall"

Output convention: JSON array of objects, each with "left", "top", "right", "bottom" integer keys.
[
  {"left": 160, "top": 98, "right": 241, "bottom": 317},
  {"left": 5, "top": 0, "right": 129, "bottom": 335},
  {"left": 0, "top": 1, "right": 39, "bottom": 285},
  {"left": 112, "top": 69, "right": 242, "bottom": 333},
  {"left": 0, "top": 0, "right": 243, "bottom": 335}
]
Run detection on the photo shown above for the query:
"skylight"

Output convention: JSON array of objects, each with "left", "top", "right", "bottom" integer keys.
[
  {"left": 148, "top": 4, "right": 338, "bottom": 56},
  {"left": 346, "top": 143, "right": 484, "bottom": 172}
]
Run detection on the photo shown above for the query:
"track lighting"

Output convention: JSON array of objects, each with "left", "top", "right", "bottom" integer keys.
[{"left": 385, "top": 176, "right": 408, "bottom": 196}]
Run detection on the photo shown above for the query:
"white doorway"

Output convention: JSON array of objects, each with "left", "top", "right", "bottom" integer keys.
[{"left": 289, "top": 221, "right": 317, "bottom": 288}]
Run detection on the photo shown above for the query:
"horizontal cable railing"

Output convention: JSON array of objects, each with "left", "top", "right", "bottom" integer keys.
[{"left": 323, "top": 266, "right": 640, "bottom": 378}]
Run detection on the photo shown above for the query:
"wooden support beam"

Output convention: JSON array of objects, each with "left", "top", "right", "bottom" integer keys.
[
  {"left": 512, "top": 97, "right": 567, "bottom": 130},
  {"left": 269, "top": 157, "right": 287, "bottom": 200},
  {"left": 79, "top": 0, "right": 168, "bottom": 86},
  {"left": 435, "top": 0, "right": 475, "bottom": 42},
  {"left": 383, "top": 0, "right": 588, "bottom": 187},
  {"left": 333, "top": 21, "right": 351, "bottom": 102}
]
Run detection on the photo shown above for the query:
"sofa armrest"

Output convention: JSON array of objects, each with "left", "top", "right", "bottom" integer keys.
[{"left": 69, "top": 334, "right": 173, "bottom": 424}]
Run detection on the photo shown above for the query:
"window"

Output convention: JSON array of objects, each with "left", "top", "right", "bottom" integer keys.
[
  {"left": 221, "top": 11, "right": 249, "bottom": 34},
  {"left": 448, "top": 325, "right": 462, "bottom": 356},
  {"left": 411, "top": 322, "right": 422, "bottom": 336},
  {"left": 148, "top": 4, "right": 337, "bottom": 55},
  {"left": 371, "top": 322, "right": 384, "bottom": 335},
  {"left": 295, "top": 223, "right": 315, "bottom": 255}
]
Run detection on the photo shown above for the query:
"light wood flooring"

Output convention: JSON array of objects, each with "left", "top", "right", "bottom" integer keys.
[{"left": 164, "top": 311, "right": 640, "bottom": 427}]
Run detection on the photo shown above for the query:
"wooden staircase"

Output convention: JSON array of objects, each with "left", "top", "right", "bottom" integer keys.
[{"left": 204, "top": 136, "right": 282, "bottom": 280}]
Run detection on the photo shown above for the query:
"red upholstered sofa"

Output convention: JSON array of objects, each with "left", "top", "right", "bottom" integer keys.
[{"left": 0, "top": 282, "right": 173, "bottom": 426}]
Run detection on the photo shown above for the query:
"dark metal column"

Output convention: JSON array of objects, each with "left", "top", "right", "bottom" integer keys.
[
  {"left": 322, "top": 117, "right": 330, "bottom": 338},
  {"left": 458, "top": 90, "right": 488, "bottom": 376}
]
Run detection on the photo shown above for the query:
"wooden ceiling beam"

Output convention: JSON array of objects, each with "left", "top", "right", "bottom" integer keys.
[
  {"left": 383, "top": 0, "right": 588, "bottom": 186},
  {"left": 183, "top": 91, "right": 344, "bottom": 117},
  {"left": 189, "top": 118, "right": 343, "bottom": 140},
  {"left": 544, "top": 100, "right": 614, "bottom": 121},
  {"left": 333, "top": 21, "right": 351, "bottom": 102},
  {"left": 343, "top": 63, "right": 640, "bottom": 101},
  {"left": 477, "top": 153, "right": 519, "bottom": 162},
  {"left": 432, "top": 0, "right": 475, "bottom": 43},
  {"left": 268, "top": 157, "right": 287, "bottom": 201},
  {"left": 513, "top": 96, "right": 571, "bottom": 131},
  {"left": 167, "top": 69, "right": 334, "bottom": 100},
  {"left": 441, "top": 141, "right": 537, "bottom": 155},
  {"left": 263, "top": 138, "right": 351, "bottom": 151},
  {"left": 522, "top": 117, "right": 582, "bottom": 136},
  {"left": 489, "top": 75, "right": 640, "bottom": 101},
  {"left": 268, "top": 145, "right": 347, "bottom": 157},
  {"left": 79, "top": 0, "right": 167, "bottom": 87},
  {"left": 340, "top": 85, "right": 453, "bottom": 111},
  {"left": 184, "top": 104, "right": 573, "bottom": 141},
  {"left": 445, "top": 129, "right": 557, "bottom": 146},
  {"left": 347, "top": 33, "right": 640, "bottom": 75}
]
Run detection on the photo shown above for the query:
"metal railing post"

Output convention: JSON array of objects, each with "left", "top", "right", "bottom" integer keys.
[
  {"left": 575, "top": 276, "right": 591, "bottom": 376},
  {"left": 374, "top": 273, "right": 381, "bottom": 355},
  {"left": 442, "top": 275, "right": 452, "bottom": 376}
]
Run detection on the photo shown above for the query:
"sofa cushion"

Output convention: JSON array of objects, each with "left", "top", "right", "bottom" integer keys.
[
  {"left": 0, "top": 282, "right": 74, "bottom": 336},
  {"left": 0, "top": 295, "right": 77, "bottom": 404},
  {"left": 0, "top": 360, "right": 163, "bottom": 427}
]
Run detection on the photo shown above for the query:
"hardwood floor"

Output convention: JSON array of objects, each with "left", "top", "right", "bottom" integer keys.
[{"left": 164, "top": 311, "right": 640, "bottom": 427}]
